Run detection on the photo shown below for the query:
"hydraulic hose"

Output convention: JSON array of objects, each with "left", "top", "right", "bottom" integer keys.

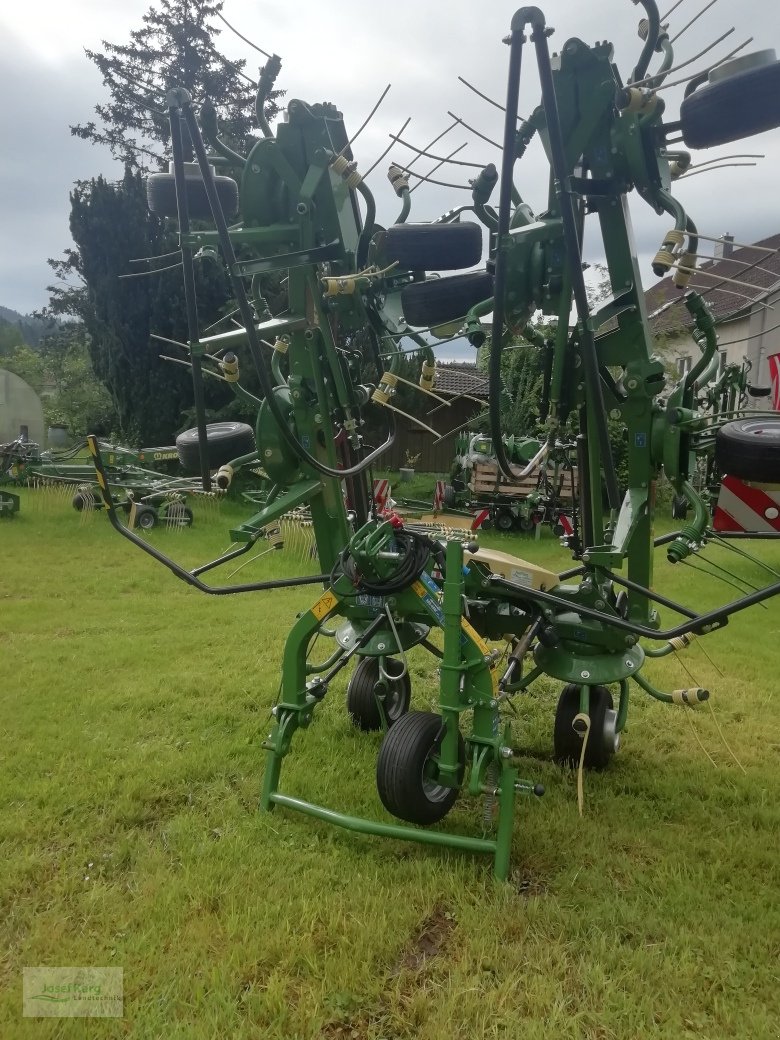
[{"left": 630, "top": 0, "right": 661, "bottom": 84}]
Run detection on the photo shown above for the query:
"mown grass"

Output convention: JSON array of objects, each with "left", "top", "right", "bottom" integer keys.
[{"left": 2, "top": 487, "right": 780, "bottom": 1038}]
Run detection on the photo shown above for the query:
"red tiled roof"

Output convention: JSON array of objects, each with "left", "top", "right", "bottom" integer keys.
[{"left": 646, "top": 233, "right": 780, "bottom": 335}]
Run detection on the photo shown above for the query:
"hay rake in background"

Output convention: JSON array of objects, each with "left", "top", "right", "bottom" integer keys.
[
  {"left": 0, "top": 435, "right": 233, "bottom": 529},
  {"left": 88, "top": 0, "right": 780, "bottom": 877}
]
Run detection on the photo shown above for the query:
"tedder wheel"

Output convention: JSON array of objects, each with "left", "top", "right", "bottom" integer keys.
[
  {"left": 376, "top": 711, "right": 465, "bottom": 825},
  {"left": 134, "top": 506, "right": 157, "bottom": 531},
  {"left": 714, "top": 417, "right": 780, "bottom": 482},
  {"left": 553, "top": 685, "right": 619, "bottom": 770},
  {"left": 71, "top": 489, "right": 92, "bottom": 512},
  {"left": 165, "top": 502, "right": 194, "bottom": 527},
  {"left": 400, "top": 271, "right": 494, "bottom": 328},
  {"left": 146, "top": 171, "right": 240, "bottom": 220},
  {"left": 680, "top": 54, "right": 780, "bottom": 149},
  {"left": 176, "top": 421, "right": 256, "bottom": 475},
  {"left": 442, "top": 483, "right": 457, "bottom": 508},
  {"left": 346, "top": 657, "right": 411, "bottom": 731},
  {"left": 381, "top": 221, "right": 483, "bottom": 271}
]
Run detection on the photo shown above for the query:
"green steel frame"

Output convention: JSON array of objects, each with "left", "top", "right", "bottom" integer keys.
[{"left": 88, "top": 2, "right": 780, "bottom": 877}]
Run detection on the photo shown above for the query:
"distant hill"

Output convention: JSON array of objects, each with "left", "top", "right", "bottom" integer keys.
[{"left": 0, "top": 306, "right": 59, "bottom": 347}]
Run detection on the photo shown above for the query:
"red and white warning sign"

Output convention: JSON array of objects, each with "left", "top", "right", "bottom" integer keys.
[
  {"left": 372, "top": 479, "right": 390, "bottom": 511},
  {"left": 433, "top": 480, "right": 445, "bottom": 512},
  {"left": 713, "top": 474, "right": 780, "bottom": 533},
  {"left": 557, "top": 514, "right": 574, "bottom": 536},
  {"left": 471, "top": 507, "right": 491, "bottom": 531},
  {"left": 768, "top": 352, "right": 780, "bottom": 412}
]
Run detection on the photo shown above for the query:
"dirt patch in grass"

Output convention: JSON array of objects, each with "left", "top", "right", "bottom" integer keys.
[{"left": 391, "top": 903, "right": 456, "bottom": 975}]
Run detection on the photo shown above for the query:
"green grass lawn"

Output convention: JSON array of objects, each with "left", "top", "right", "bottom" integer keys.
[{"left": 2, "top": 487, "right": 780, "bottom": 1038}]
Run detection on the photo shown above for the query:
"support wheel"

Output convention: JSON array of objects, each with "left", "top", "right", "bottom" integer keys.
[
  {"left": 376, "top": 711, "right": 465, "bottom": 825},
  {"left": 381, "top": 222, "right": 483, "bottom": 270},
  {"left": 400, "top": 271, "right": 494, "bottom": 327},
  {"left": 147, "top": 171, "right": 239, "bottom": 220},
  {"left": 135, "top": 506, "right": 157, "bottom": 531},
  {"left": 495, "top": 508, "right": 514, "bottom": 532},
  {"left": 714, "top": 416, "right": 780, "bottom": 482},
  {"left": 346, "top": 657, "right": 410, "bottom": 731},
  {"left": 680, "top": 55, "right": 780, "bottom": 149},
  {"left": 176, "top": 421, "right": 256, "bottom": 475},
  {"left": 442, "top": 483, "right": 457, "bottom": 508},
  {"left": 671, "top": 494, "right": 689, "bottom": 521},
  {"left": 554, "top": 685, "right": 619, "bottom": 770}
]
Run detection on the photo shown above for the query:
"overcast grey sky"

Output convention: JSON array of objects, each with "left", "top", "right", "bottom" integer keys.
[{"left": 1, "top": 0, "right": 779, "bottom": 320}]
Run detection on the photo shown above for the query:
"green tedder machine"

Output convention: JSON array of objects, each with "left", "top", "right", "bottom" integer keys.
[{"left": 89, "top": 2, "right": 780, "bottom": 877}]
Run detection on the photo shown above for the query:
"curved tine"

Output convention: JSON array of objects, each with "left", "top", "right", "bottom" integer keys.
[
  {"left": 337, "top": 83, "right": 392, "bottom": 157},
  {"left": 458, "top": 75, "right": 526, "bottom": 122}
]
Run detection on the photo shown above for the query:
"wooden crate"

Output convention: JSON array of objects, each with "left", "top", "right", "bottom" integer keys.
[{"left": 468, "top": 461, "right": 578, "bottom": 502}]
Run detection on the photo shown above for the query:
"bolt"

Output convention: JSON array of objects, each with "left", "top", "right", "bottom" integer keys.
[
  {"left": 500, "top": 746, "right": 514, "bottom": 759},
  {"left": 625, "top": 635, "right": 635, "bottom": 647},
  {"left": 250, "top": 163, "right": 260, "bottom": 174},
  {"left": 625, "top": 659, "right": 634, "bottom": 668},
  {"left": 377, "top": 642, "right": 386, "bottom": 651},
  {"left": 582, "top": 553, "right": 590, "bottom": 562},
  {"left": 580, "top": 670, "right": 590, "bottom": 679},
  {"left": 489, "top": 699, "right": 498, "bottom": 708},
  {"left": 264, "top": 449, "right": 272, "bottom": 458},
  {"left": 595, "top": 599, "right": 605, "bottom": 610}
]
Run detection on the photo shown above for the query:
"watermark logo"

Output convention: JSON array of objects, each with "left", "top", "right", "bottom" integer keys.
[{"left": 23, "top": 967, "right": 123, "bottom": 1018}]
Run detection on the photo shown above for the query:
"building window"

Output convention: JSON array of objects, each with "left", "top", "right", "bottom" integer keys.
[
  {"left": 677, "top": 355, "right": 692, "bottom": 377},
  {"left": 719, "top": 350, "right": 727, "bottom": 376}
]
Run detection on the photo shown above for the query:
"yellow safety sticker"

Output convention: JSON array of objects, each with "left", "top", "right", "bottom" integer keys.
[
  {"left": 310, "top": 589, "right": 338, "bottom": 621},
  {"left": 460, "top": 617, "right": 491, "bottom": 658},
  {"left": 461, "top": 618, "right": 499, "bottom": 693}
]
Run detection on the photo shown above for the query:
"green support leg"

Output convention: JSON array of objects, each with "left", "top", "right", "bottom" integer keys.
[{"left": 494, "top": 758, "right": 518, "bottom": 881}]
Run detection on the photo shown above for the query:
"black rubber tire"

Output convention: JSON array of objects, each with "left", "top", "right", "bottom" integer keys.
[
  {"left": 382, "top": 222, "right": 483, "bottom": 271},
  {"left": 376, "top": 711, "right": 465, "bottom": 825},
  {"left": 681, "top": 60, "right": 780, "bottom": 149},
  {"left": 715, "top": 417, "right": 780, "bottom": 482},
  {"left": 671, "top": 494, "right": 689, "bottom": 521},
  {"left": 71, "top": 490, "right": 90, "bottom": 512},
  {"left": 495, "top": 509, "right": 514, "bottom": 532},
  {"left": 176, "top": 421, "right": 256, "bottom": 475},
  {"left": 135, "top": 506, "right": 157, "bottom": 530},
  {"left": 442, "top": 483, "right": 457, "bottom": 508},
  {"left": 554, "top": 684, "right": 618, "bottom": 770},
  {"left": 146, "top": 172, "right": 240, "bottom": 220},
  {"left": 346, "top": 657, "right": 411, "bottom": 731},
  {"left": 401, "top": 271, "right": 494, "bottom": 328}
]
